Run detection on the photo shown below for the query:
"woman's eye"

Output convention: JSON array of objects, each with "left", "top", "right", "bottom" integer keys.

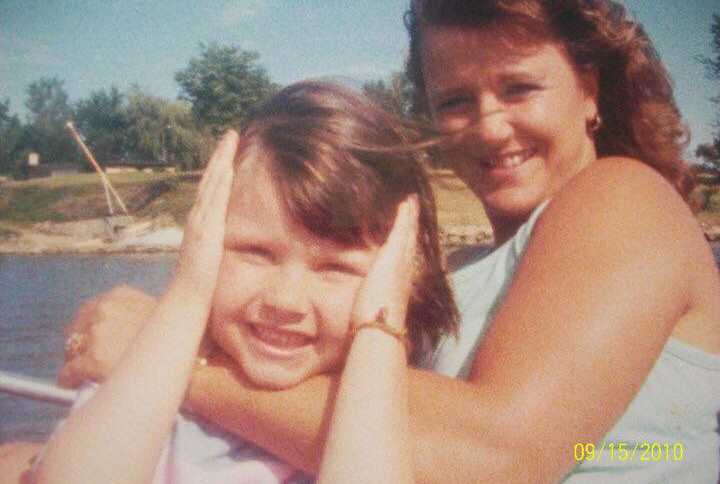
[
  {"left": 436, "top": 95, "right": 470, "bottom": 112},
  {"left": 503, "top": 83, "right": 538, "bottom": 99}
]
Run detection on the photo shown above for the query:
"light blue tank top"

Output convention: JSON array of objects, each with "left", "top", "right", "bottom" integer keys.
[{"left": 427, "top": 202, "right": 720, "bottom": 483}]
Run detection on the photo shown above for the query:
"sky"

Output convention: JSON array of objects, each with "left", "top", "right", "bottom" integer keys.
[{"left": 1, "top": 0, "right": 718, "bottom": 159}]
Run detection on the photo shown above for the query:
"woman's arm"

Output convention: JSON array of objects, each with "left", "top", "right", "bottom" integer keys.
[
  {"left": 187, "top": 157, "right": 716, "bottom": 483},
  {"left": 58, "top": 157, "right": 717, "bottom": 483},
  {"left": 35, "top": 132, "right": 238, "bottom": 484}
]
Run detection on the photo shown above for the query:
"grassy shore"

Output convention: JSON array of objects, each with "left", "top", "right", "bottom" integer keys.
[
  {"left": 0, "top": 169, "right": 490, "bottom": 228},
  {"left": 1, "top": 169, "right": 719, "bottom": 247}
]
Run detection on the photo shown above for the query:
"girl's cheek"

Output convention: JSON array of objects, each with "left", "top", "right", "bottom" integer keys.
[{"left": 317, "top": 282, "right": 359, "bottom": 339}]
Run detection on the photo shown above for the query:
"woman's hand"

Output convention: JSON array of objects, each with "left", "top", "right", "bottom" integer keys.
[{"left": 57, "top": 285, "right": 156, "bottom": 388}]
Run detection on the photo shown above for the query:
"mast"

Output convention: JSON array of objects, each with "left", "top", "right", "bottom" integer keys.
[{"left": 66, "top": 121, "right": 130, "bottom": 216}]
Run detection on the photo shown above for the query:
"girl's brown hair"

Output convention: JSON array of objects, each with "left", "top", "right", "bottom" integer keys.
[
  {"left": 242, "top": 81, "right": 458, "bottom": 361},
  {"left": 405, "top": 0, "right": 694, "bottom": 199}
]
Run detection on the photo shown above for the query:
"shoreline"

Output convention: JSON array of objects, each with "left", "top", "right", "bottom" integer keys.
[
  {"left": 0, "top": 221, "right": 499, "bottom": 255},
  {"left": 2, "top": 229, "right": 718, "bottom": 257},
  {"left": 1, "top": 216, "right": 719, "bottom": 256}
]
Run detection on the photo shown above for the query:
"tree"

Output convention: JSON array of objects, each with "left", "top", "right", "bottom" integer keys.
[
  {"left": 175, "top": 43, "right": 278, "bottom": 135},
  {"left": 696, "top": 142, "right": 720, "bottom": 173},
  {"left": 125, "top": 88, "right": 212, "bottom": 171},
  {"left": 74, "top": 87, "right": 129, "bottom": 166},
  {"left": 0, "top": 99, "right": 25, "bottom": 174},
  {"left": 24, "top": 77, "right": 78, "bottom": 165},
  {"left": 362, "top": 71, "right": 415, "bottom": 120},
  {"left": 699, "top": 14, "right": 720, "bottom": 159}
]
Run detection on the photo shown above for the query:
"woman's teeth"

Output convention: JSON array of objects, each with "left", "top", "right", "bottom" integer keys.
[
  {"left": 253, "top": 325, "right": 308, "bottom": 348},
  {"left": 486, "top": 149, "right": 534, "bottom": 168}
]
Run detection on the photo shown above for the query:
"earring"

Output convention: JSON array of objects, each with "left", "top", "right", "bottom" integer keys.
[{"left": 588, "top": 113, "right": 602, "bottom": 133}]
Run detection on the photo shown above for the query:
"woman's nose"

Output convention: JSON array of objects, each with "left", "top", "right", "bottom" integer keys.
[
  {"left": 472, "top": 94, "right": 512, "bottom": 148},
  {"left": 260, "top": 264, "right": 311, "bottom": 322}
]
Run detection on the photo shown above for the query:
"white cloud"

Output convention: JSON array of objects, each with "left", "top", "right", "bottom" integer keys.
[{"left": 217, "top": 0, "right": 269, "bottom": 28}]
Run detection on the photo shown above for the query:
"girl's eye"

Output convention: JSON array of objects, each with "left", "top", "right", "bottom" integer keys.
[
  {"left": 319, "top": 262, "right": 362, "bottom": 279},
  {"left": 236, "top": 245, "right": 274, "bottom": 264}
]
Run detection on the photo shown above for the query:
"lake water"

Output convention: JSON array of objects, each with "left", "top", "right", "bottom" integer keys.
[
  {"left": 2, "top": 245, "right": 720, "bottom": 443},
  {"left": 0, "top": 254, "right": 176, "bottom": 442}
]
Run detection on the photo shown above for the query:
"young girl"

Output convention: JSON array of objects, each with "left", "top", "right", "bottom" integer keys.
[{"left": 33, "top": 81, "right": 457, "bottom": 484}]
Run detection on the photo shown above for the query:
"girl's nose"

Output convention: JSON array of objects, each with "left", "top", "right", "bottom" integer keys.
[{"left": 260, "top": 264, "right": 311, "bottom": 323}]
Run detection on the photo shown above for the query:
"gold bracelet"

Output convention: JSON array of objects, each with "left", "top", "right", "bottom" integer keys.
[{"left": 351, "top": 308, "right": 410, "bottom": 352}]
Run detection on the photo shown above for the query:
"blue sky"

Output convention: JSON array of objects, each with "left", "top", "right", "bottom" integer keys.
[{"left": 1, "top": 0, "right": 718, "bottom": 158}]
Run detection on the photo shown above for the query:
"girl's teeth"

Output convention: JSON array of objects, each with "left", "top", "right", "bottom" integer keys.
[{"left": 253, "top": 325, "right": 308, "bottom": 348}]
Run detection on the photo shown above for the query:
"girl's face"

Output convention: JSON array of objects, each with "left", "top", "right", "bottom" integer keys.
[
  {"left": 210, "top": 148, "right": 378, "bottom": 389},
  {"left": 421, "top": 25, "right": 598, "bottom": 229}
]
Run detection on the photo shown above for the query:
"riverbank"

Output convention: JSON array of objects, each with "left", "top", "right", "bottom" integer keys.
[
  {"left": 0, "top": 218, "right": 497, "bottom": 255},
  {"left": 2, "top": 170, "right": 719, "bottom": 254}
]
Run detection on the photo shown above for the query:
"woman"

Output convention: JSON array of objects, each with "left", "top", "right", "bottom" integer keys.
[
  {"left": 51, "top": 0, "right": 720, "bottom": 482},
  {"left": 32, "top": 81, "right": 453, "bottom": 484}
]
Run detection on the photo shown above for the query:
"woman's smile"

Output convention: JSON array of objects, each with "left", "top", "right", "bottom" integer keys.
[
  {"left": 422, "top": 24, "right": 598, "bottom": 237},
  {"left": 481, "top": 147, "right": 537, "bottom": 170}
]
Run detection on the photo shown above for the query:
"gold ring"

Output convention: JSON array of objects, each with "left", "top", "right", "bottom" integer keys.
[{"left": 65, "top": 332, "right": 87, "bottom": 358}]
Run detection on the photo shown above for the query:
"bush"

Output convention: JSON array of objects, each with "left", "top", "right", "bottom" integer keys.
[{"left": 707, "top": 190, "right": 720, "bottom": 212}]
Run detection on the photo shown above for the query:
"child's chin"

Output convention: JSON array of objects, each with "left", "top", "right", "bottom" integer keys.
[{"left": 243, "top": 365, "right": 311, "bottom": 390}]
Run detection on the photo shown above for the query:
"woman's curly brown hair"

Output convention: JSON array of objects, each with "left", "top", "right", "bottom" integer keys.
[{"left": 405, "top": 0, "right": 694, "bottom": 200}]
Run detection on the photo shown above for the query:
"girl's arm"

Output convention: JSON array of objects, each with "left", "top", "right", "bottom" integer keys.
[
  {"left": 318, "top": 197, "right": 417, "bottom": 484},
  {"left": 34, "top": 131, "right": 238, "bottom": 484}
]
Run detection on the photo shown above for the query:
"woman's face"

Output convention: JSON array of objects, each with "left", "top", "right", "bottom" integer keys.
[
  {"left": 210, "top": 149, "right": 378, "bottom": 389},
  {"left": 421, "top": 25, "right": 598, "bottom": 228}
]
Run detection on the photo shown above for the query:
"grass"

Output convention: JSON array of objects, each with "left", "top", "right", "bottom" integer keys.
[
  {"left": 0, "top": 171, "right": 194, "bottom": 225},
  {"left": 4, "top": 169, "right": 717, "bottom": 235},
  {"left": 429, "top": 170, "right": 489, "bottom": 228},
  {"left": 0, "top": 225, "right": 20, "bottom": 239},
  {"left": 0, "top": 169, "right": 490, "bottom": 230}
]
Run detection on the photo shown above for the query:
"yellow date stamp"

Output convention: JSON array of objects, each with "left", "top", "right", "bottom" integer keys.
[{"left": 573, "top": 441, "right": 685, "bottom": 463}]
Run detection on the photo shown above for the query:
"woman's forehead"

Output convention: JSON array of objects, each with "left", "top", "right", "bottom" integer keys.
[{"left": 421, "top": 24, "right": 572, "bottom": 84}]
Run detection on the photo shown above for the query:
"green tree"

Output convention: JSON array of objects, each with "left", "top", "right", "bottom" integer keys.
[
  {"left": 24, "top": 77, "right": 78, "bottom": 165},
  {"left": 696, "top": 142, "right": 720, "bottom": 173},
  {"left": 699, "top": 14, "right": 720, "bottom": 160},
  {"left": 0, "top": 99, "right": 25, "bottom": 174},
  {"left": 362, "top": 71, "right": 415, "bottom": 120},
  {"left": 125, "top": 88, "right": 212, "bottom": 171},
  {"left": 175, "top": 43, "right": 278, "bottom": 135},
  {"left": 74, "top": 86, "right": 129, "bottom": 166}
]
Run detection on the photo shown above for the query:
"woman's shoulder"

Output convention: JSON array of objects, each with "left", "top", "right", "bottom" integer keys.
[
  {"left": 564, "top": 156, "right": 683, "bottom": 205},
  {"left": 545, "top": 156, "right": 698, "bottom": 239}
]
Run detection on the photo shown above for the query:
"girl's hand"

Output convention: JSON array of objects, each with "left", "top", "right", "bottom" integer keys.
[
  {"left": 170, "top": 130, "right": 239, "bottom": 303},
  {"left": 352, "top": 195, "right": 420, "bottom": 336}
]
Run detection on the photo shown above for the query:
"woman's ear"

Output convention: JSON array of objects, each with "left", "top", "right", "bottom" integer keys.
[{"left": 580, "top": 66, "right": 599, "bottom": 123}]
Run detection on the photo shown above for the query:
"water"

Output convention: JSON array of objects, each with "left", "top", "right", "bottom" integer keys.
[
  {"left": 1, "top": 245, "right": 720, "bottom": 443},
  {"left": 0, "top": 254, "right": 176, "bottom": 442}
]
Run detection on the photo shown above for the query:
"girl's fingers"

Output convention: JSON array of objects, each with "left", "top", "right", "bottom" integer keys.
[
  {"left": 354, "top": 195, "right": 420, "bottom": 329},
  {"left": 174, "top": 131, "right": 238, "bottom": 294},
  {"left": 197, "top": 130, "right": 239, "bottom": 197}
]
